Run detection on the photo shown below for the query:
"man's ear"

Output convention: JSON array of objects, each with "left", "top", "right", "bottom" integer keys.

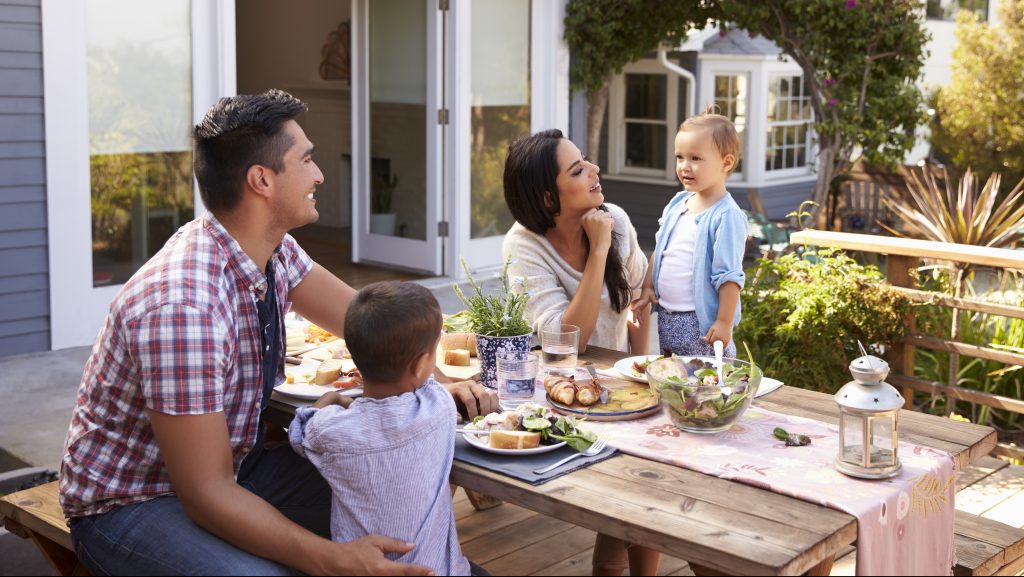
[{"left": 246, "top": 164, "right": 272, "bottom": 199}]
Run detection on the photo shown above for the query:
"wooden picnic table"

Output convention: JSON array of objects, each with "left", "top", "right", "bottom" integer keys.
[{"left": 268, "top": 345, "right": 997, "bottom": 576}]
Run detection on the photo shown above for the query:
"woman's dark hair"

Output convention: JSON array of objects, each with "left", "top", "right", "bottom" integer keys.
[
  {"left": 193, "top": 89, "right": 308, "bottom": 213},
  {"left": 344, "top": 281, "right": 442, "bottom": 384},
  {"left": 503, "top": 129, "right": 632, "bottom": 313}
]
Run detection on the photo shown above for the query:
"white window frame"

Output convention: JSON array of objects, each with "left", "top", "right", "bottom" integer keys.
[
  {"left": 764, "top": 73, "right": 814, "bottom": 178},
  {"left": 608, "top": 59, "right": 679, "bottom": 182},
  {"left": 42, "top": 0, "right": 235, "bottom": 349},
  {"left": 699, "top": 53, "right": 814, "bottom": 188}
]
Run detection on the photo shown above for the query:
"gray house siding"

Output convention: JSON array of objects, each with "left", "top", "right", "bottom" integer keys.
[
  {"left": 602, "top": 178, "right": 813, "bottom": 249},
  {"left": 0, "top": 0, "right": 49, "bottom": 357}
]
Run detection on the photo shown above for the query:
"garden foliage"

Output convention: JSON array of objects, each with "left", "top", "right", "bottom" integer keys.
[{"left": 735, "top": 248, "right": 910, "bottom": 393}]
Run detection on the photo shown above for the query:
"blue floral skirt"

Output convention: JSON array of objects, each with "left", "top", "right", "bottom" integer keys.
[{"left": 658, "top": 310, "right": 737, "bottom": 358}]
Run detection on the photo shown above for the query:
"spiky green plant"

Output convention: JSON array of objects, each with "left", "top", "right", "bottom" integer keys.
[{"left": 883, "top": 166, "right": 1024, "bottom": 389}]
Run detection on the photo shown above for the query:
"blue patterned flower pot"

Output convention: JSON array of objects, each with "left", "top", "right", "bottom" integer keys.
[{"left": 475, "top": 332, "right": 533, "bottom": 389}]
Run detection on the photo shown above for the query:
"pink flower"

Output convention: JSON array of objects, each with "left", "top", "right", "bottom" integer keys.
[
  {"left": 846, "top": 0, "right": 857, "bottom": 9},
  {"left": 824, "top": 77, "right": 837, "bottom": 87},
  {"left": 826, "top": 98, "right": 839, "bottom": 108}
]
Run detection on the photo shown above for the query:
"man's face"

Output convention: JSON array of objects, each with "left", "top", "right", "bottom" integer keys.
[{"left": 268, "top": 120, "right": 324, "bottom": 231}]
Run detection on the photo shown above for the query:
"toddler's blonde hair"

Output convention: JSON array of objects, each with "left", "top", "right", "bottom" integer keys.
[{"left": 679, "top": 104, "right": 741, "bottom": 173}]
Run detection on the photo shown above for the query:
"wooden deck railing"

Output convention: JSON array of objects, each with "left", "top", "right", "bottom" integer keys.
[{"left": 790, "top": 230, "right": 1024, "bottom": 460}]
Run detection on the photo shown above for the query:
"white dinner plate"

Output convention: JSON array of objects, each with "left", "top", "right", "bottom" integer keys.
[
  {"left": 273, "top": 382, "right": 363, "bottom": 400},
  {"left": 461, "top": 432, "right": 566, "bottom": 455},
  {"left": 613, "top": 355, "right": 664, "bottom": 383},
  {"left": 756, "top": 377, "right": 784, "bottom": 398}
]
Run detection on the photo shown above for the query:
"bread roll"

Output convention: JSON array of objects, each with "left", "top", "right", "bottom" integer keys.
[
  {"left": 441, "top": 332, "right": 477, "bottom": 357},
  {"left": 314, "top": 359, "right": 343, "bottom": 385},
  {"left": 544, "top": 374, "right": 577, "bottom": 405},
  {"left": 489, "top": 430, "right": 541, "bottom": 450},
  {"left": 443, "top": 348, "right": 471, "bottom": 367}
]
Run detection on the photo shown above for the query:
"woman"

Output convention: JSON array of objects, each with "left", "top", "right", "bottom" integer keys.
[{"left": 501, "top": 128, "right": 660, "bottom": 576}]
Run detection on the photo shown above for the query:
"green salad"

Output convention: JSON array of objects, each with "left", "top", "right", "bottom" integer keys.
[
  {"left": 648, "top": 346, "right": 761, "bottom": 431},
  {"left": 471, "top": 403, "right": 597, "bottom": 452}
]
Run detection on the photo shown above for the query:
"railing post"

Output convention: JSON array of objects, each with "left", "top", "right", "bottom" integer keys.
[{"left": 886, "top": 255, "right": 917, "bottom": 409}]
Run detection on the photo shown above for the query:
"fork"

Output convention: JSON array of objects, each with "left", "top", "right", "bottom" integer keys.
[{"left": 533, "top": 438, "right": 608, "bottom": 474}]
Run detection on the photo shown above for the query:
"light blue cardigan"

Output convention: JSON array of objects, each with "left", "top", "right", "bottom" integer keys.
[{"left": 652, "top": 191, "right": 747, "bottom": 334}]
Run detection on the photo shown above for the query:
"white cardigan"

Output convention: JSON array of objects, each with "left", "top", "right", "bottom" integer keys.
[{"left": 501, "top": 203, "right": 648, "bottom": 352}]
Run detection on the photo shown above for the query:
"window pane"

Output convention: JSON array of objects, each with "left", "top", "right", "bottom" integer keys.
[
  {"left": 625, "top": 74, "right": 666, "bottom": 120},
  {"left": 797, "top": 145, "right": 806, "bottom": 167},
  {"left": 469, "top": 0, "right": 530, "bottom": 239},
  {"left": 715, "top": 76, "right": 730, "bottom": 97},
  {"left": 87, "top": 0, "right": 193, "bottom": 287},
  {"left": 625, "top": 123, "right": 667, "bottom": 170},
  {"left": 369, "top": 0, "right": 428, "bottom": 240}
]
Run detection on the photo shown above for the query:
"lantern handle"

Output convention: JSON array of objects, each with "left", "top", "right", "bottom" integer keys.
[{"left": 857, "top": 340, "right": 868, "bottom": 358}]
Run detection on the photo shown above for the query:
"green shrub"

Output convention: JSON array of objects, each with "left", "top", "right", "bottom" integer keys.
[{"left": 735, "top": 248, "right": 910, "bottom": 393}]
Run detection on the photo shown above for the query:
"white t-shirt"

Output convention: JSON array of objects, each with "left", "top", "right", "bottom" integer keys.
[{"left": 657, "top": 212, "right": 698, "bottom": 313}]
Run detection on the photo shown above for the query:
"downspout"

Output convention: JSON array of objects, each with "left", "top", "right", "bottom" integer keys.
[{"left": 657, "top": 44, "right": 696, "bottom": 118}]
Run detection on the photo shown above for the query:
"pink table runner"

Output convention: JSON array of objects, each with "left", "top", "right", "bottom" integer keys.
[{"left": 584, "top": 406, "right": 956, "bottom": 575}]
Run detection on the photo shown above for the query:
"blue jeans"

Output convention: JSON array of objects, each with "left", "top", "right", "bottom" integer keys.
[{"left": 70, "top": 442, "right": 331, "bottom": 576}]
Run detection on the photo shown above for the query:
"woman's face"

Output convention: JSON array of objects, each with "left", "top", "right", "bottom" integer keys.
[{"left": 553, "top": 139, "right": 602, "bottom": 215}]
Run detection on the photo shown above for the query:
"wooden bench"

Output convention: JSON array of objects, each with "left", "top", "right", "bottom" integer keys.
[
  {"left": 0, "top": 481, "right": 88, "bottom": 576},
  {"left": 5, "top": 480, "right": 1024, "bottom": 576}
]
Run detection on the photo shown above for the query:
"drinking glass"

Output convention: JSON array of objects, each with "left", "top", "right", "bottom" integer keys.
[
  {"left": 496, "top": 352, "right": 540, "bottom": 411},
  {"left": 541, "top": 324, "right": 580, "bottom": 377}
]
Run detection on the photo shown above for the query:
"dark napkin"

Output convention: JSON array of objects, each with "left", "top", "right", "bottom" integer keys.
[{"left": 453, "top": 435, "right": 619, "bottom": 485}]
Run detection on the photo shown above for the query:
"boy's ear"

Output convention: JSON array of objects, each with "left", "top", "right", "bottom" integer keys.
[{"left": 409, "top": 349, "right": 434, "bottom": 381}]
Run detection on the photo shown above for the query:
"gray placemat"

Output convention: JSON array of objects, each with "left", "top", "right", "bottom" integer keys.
[{"left": 453, "top": 436, "right": 619, "bottom": 485}]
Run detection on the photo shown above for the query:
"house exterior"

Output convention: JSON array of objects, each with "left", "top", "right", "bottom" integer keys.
[{"left": 0, "top": 0, "right": 997, "bottom": 358}]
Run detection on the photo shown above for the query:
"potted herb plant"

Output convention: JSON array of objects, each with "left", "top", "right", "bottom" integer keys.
[
  {"left": 453, "top": 257, "right": 532, "bottom": 389},
  {"left": 369, "top": 171, "right": 397, "bottom": 235}
]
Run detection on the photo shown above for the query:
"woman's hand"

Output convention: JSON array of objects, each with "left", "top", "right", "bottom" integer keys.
[
  {"left": 703, "top": 320, "right": 733, "bottom": 349},
  {"left": 630, "top": 287, "right": 659, "bottom": 318},
  {"left": 581, "top": 208, "right": 615, "bottom": 256}
]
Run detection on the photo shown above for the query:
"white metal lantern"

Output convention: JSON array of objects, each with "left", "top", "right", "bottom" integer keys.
[{"left": 834, "top": 353, "right": 904, "bottom": 479}]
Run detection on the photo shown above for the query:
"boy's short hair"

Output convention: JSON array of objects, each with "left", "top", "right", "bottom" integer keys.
[
  {"left": 344, "top": 281, "right": 442, "bottom": 383},
  {"left": 193, "top": 89, "right": 307, "bottom": 214},
  {"left": 680, "top": 104, "right": 741, "bottom": 173}
]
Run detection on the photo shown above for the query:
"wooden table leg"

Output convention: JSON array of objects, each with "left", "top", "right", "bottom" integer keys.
[
  {"left": 464, "top": 489, "right": 503, "bottom": 511},
  {"left": 802, "top": 555, "right": 835, "bottom": 576},
  {"left": 688, "top": 563, "right": 728, "bottom": 576}
]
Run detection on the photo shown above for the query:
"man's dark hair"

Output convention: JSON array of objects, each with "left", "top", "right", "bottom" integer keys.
[
  {"left": 193, "top": 89, "right": 307, "bottom": 213},
  {"left": 344, "top": 281, "right": 442, "bottom": 384},
  {"left": 503, "top": 129, "right": 632, "bottom": 313}
]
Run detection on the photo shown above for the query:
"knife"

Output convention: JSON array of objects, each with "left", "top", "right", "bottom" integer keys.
[{"left": 582, "top": 362, "right": 609, "bottom": 404}]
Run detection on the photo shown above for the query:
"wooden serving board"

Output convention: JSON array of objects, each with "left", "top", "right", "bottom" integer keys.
[{"left": 435, "top": 344, "right": 482, "bottom": 381}]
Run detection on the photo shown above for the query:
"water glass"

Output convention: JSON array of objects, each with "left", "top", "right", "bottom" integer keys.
[
  {"left": 496, "top": 352, "right": 540, "bottom": 411},
  {"left": 541, "top": 324, "right": 580, "bottom": 377}
]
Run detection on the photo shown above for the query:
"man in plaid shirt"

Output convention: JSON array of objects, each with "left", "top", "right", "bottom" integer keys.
[{"left": 60, "top": 89, "right": 497, "bottom": 576}]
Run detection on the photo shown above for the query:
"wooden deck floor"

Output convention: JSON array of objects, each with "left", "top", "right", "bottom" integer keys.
[{"left": 454, "top": 457, "right": 1024, "bottom": 576}]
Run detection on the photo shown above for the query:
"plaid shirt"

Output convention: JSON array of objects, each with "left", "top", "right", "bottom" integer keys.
[{"left": 60, "top": 213, "right": 313, "bottom": 518}]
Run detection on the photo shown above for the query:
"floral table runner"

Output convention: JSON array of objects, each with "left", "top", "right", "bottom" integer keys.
[{"left": 585, "top": 406, "right": 956, "bottom": 576}]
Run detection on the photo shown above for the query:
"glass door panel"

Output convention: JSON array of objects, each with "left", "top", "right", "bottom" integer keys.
[
  {"left": 87, "top": 0, "right": 194, "bottom": 286},
  {"left": 353, "top": 0, "right": 442, "bottom": 274},
  {"left": 468, "top": 0, "right": 530, "bottom": 240}
]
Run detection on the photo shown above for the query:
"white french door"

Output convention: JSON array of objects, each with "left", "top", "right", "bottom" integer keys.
[
  {"left": 42, "top": 0, "right": 234, "bottom": 349},
  {"left": 351, "top": 0, "right": 444, "bottom": 275},
  {"left": 449, "top": 0, "right": 568, "bottom": 273}
]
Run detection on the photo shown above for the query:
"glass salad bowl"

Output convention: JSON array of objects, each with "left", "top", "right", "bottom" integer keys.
[{"left": 646, "top": 356, "right": 761, "bottom": 434}]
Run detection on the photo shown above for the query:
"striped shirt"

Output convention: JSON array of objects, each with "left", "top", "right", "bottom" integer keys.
[
  {"left": 289, "top": 378, "right": 470, "bottom": 576},
  {"left": 60, "top": 213, "right": 313, "bottom": 518}
]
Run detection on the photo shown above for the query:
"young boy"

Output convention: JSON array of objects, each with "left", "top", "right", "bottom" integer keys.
[{"left": 289, "top": 281, "right": 471, "bottom": 576}]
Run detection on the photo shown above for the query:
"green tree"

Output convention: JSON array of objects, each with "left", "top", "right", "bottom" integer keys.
[
  {"left": 565, "top": 0, "right": 930, "bottom": 227},
  {"left": 564, "top": 0, "right": 711, "bottom": 161},
  {"left": 930, "top": 0, "right": 1024, "bottom": 190}
]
